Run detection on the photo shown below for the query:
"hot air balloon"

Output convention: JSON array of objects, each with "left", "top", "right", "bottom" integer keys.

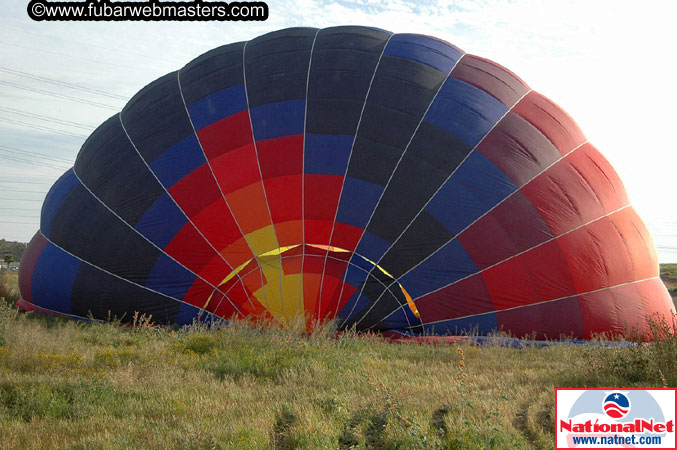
[{"left": 18, "top": 26, "right": 675, "bottom": 340}]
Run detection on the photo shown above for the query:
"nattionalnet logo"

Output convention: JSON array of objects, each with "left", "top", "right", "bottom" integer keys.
[
  {"left": 604, "top": 392, "right": 631, "bottom": 419},
  {"left": 556, "top": 388, "right": 676, "bottom": 449}
]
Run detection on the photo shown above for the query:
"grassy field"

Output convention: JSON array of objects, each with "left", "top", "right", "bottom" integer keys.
[{"left": 0, "top": 270, "right": 676, "bottom": 449}]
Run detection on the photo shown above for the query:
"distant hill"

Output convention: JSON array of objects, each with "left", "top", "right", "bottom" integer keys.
[
  {"left": 660, "top": 264, "right": 677, "bottom": 303},
  {"left": 0, "top": 239, "right": 26, "bottom": 264},
  {"left": 0, "top": 237, "right": 675, "bottom": 305}
]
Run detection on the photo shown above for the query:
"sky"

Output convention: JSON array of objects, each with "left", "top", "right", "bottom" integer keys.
[{"left": 0, "top": 0, "right": 676, "bottom": 262}]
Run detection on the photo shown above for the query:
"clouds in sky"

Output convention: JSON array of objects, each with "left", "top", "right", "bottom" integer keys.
[{"left": 0, "top": 0, "right": 675, "bottom": 259}]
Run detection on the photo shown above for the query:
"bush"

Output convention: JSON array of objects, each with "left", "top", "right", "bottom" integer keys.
[
  {"left": 0, "top": 382, "right": 75, "bottom": 421},
  {"left": 564, "top": 314, "right": 677, "bottom": 387},
  {"left": 206, "top": 345, "right": 311, "bottom": 381}
]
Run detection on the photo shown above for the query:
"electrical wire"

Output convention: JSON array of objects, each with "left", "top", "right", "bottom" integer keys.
[
  {"left": 0, "top": 145, "right": 75, "bottom": 164},
  {"left": 0, "top": 207, "right": 42, "bottom": 211},
  {"left": 0, "top": 106, "right": 96, "bottom": 130},
  {"left": 4, "top": 214, "right": 40, "bottom": 219},
  {"left": 0, "top": 155, "right": 70, "bottom": 170},
  {"left": 0, "top": 67, "right": 128, "bottom": 100},
  {"left": 0, "top": 80, "right": 121, "bottom": 110},
  {"left": 0, "top": 180, "right": 53, "bottom": 185},
  {"left": 0, "top": 221, "right": 40, "bottom": 224},
  {"left": 0, "top": 189, "right": 48, "bottom": 193},
  {"left": 0, "top": 117, "right": 88, "bottom": 138}
]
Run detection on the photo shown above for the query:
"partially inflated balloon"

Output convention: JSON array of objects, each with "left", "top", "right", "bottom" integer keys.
[{"left": 18, "top": 26, "right": 675, "bottom": 339}]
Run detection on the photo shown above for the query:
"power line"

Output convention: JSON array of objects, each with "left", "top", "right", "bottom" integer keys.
[
  {"left": 2, "top": 215, "right": 40, "bottom": 218},
  {"left": 0, "top": 67, "right": 128, "bottom": 101},
  {"left": 0, "top": 155, "right": 69, "bottom": 170},
  {"left": 0, "top": 180, "right": 53, "bottom": 185},
  {"left": 0, "top": 189, "right": 47, "bottom": 194},
  {"left": 0, "top": 221, "right": 39, "bottom": 225},
  {"left": 0, "top": 117, "right": 88, "bottom": 139},
  {"left": 3, "top": 41, "right": 160, "bottom": 74},
  {"left": 3, "top": 25, "right": 179, "bottom": 67},
  {"left": 0, "top": 145, "right": 75, "bottom": 164},
  {"left": 1, "top": 152, "right": 71, "bottom": 168},
  {"left": 0, "top": 207, "right": 42, "bottom": 211},
  {"left": 0, "top": 106, "right": 96, "bottom": 130},
  {"left": 0, "top": 80, "right": 121, "bottom": 110}
]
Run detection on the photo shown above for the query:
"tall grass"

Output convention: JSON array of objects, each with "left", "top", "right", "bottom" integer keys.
[
  {"left": 0, "top": 271, "right": 19, "bottom": 308},
  {"left": 1, "top": 304, "right": 675, "bottom": 449},
  {"left": 2, "top": 267, "right": 677, "bottom": 448}
]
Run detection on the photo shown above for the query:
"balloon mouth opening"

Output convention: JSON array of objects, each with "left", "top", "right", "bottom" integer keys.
[{"left": 201, "top": 243, "right": 419, "bottom": 322}]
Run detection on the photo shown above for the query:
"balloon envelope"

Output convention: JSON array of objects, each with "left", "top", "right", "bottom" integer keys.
[{"left": 18, "top": 26, "right": 675, "bottom": 339}]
